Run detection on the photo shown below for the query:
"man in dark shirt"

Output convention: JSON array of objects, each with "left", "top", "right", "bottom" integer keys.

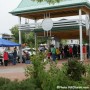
[{"left": 13, "top": 47, "right": 17, "bottom": 65}]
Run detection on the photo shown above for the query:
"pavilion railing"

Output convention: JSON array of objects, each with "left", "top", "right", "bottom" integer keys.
[{"left": 18, "top": 19, "right": 86, "bottom": 31}]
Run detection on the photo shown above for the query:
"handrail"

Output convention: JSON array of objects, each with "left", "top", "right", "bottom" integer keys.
[{"left": 18, "top": 19, "right": 86, "bottom": 31}]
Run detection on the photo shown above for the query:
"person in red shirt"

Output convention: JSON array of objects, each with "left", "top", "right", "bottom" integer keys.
[
  {"left": 82, "top": 45, "right": 87, "bottom": 60},
  {"left": 69, "top": 46, "right": 73, "bottom": 57},
  {"left": 3, "top": 51, "right": 9, "bottom": 66}
]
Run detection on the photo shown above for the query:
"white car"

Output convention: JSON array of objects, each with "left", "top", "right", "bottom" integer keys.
[{"left": 22, "top": 48, "right": 36, "bottom": 56}]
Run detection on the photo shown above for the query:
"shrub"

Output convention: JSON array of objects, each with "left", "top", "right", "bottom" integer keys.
[
  {"left": 0, "top": 77, "right": 11, "bottom": 87},
  {"left": 85, "top": 64, "right": 90, "bottom": 87},
  {"left": 19, "top": 79, "right": 36, "bottom": 90},
  {"left": 0, "top": 54, "right": 89, "bottom": 90},
  {"left": 66, "top": 59, "right": 86, "bottom": 81},
  {"left": 25, "top": 54, "right": 87, "bottom": 90},
  {"left": 1, "top": 80, "right": 20, "bottom": 90},
  {"left": 25, "top": 52, "right": 46, "bottom": 90}
]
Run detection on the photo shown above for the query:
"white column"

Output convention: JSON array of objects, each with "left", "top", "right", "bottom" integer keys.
[
  {"left": 19, "top": 17, "right": 21, "bottom": 44},
  {"left": 35, "top": 19, "right": 37, "bottom": 51},
  {"left": 18, "top": 17, "right": 22, "bottom": 62},
  {"left": 79, "top": 9, "right": 83, "bottom": 61},
  {"left": 35, "top": 33, "right": 37, "bottom": 49}
]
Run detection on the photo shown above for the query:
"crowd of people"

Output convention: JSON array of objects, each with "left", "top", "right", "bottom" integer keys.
[
  {"left": 0, "top": 47, "right": 18, "bottom": 66},
  {"left": 0, "top": 44, "right": 88, "bottom": 66},
  {"left": 45, "top": 44, "right": 88, "bottom": 61},
  {"left": 0, "top": 47, "right": 31, "bottom": 66}
]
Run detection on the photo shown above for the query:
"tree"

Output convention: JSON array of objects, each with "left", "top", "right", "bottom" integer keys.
[
  {"left": 25, "top": 32, "right": 35, "bottom": 47},
  {"left": 10, "top": 25, "right": 26, "bottom": 43},
  {"left": 10, "top": 25, "right": 35, "bottom": 46},
  {"left": 32, "top": 0, "right": 63, "bottom": 4},
  {"left": 37, "top": 37, "right": 47, "bottom": 44},
  {"left": 10, "top": 25, "right": 19, "bottom": 43},
  {"left": 10, "top": 25, "right": 47, "bottom": 47}
]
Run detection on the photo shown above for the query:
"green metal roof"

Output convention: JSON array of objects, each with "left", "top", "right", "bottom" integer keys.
[{"left": 10, "top": 0, "right": 90, "bottom": 15}]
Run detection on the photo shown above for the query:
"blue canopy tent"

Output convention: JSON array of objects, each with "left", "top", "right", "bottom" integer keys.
[{"left": 0, "top": 38, "right": 21, "bottom": 47}]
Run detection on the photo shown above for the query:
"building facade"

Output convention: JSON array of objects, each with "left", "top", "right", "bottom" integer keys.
[{"left": 0, "top": 33, "right": 13, "bottom": 40}]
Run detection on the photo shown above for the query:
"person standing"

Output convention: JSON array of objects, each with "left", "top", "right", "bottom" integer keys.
[
  {"left": 56, "top": 47, "right": 60, "bottom": 60},
  {"left": 73, "top": 44, "right": 77, "bottom": 57},
  {"left": 69, "top": 46, "right": 73, "bottom": 58},
  {"left": 82, "top": 45, "right": 87, "bottom": 60},
  {"left": 51, "top": 45, "right": 56, "bottom": 61},
  {"left": 22, "top": 51, "right": 26, "bottom": 63},
  {"left": 13, "top": 47, "right": 17, "bottom": 65},
  {"left": 3, "top": 51, "right": 8, "bottom": 66},
  {"left": 77, "top": 45, "right": 80, "bottom": 58}
]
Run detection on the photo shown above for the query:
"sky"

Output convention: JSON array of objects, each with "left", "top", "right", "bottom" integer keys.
[
  {"left": 0, "top": 0, "right": 90, "bottom": 34},
  {"left": 0, "top": 0, "right": 22, "bottom": 34}
]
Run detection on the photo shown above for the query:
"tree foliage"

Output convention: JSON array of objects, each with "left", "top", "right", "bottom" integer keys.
[
  {"left": 10, "top": 25, "right": 35, "bottom": 46},
  {"left": 10, "top": 25, "right": 47, "bottom": 47},
  {"left": 10, "top": 25, "right": 26, "bottom": 43},
  {"left": 10, "top": 25, "right": 19, "bottom": 43},
  {"left": 0, "top": 55, "right": 90, "bottom": 90},
  {"left": 66, "top": 59, "right": 86, "bottom": 81},
  {"left": 25, "top": 54, "right": 87, "bottom": 90}
]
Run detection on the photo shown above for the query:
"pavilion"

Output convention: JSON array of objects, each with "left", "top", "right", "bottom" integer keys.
[{"left": 10, "top": 0, "right": 90, "bottom": 61}]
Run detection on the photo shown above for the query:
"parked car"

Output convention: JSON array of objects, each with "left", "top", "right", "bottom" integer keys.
[{"left": 22, "top": 48, "right": 36, "bottom": 56}]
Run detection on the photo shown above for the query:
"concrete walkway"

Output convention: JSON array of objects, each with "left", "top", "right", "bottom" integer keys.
[
  {"left": 0, "top": 60, "right": 90, "bottom": 81},
  {"left": 0, "top": 67, "right": 25, "bottom": 73},
  {"left": 0, "top": 63, "right": 29, "bottom": 81}
]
